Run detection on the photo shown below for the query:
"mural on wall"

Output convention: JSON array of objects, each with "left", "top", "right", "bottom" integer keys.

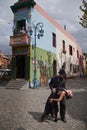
[
  {"left": 38, "top": 58, "right": 48, "bottom": 85},
  {"left": 38, "top": 60, "right": 48, "bottom": 76},
  {"left": 37, "top": 51, "right": 55, "bottom": 85}
]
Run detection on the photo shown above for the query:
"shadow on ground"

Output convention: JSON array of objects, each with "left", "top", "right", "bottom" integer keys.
[
  {"left": 28, "top": 111, "right": 42, "bottom": 122},
  {"left": 28, "top": 111, "right": 56, "bottom": 122},
  {"left": 0, "top": 79, "right": 10, "bottom": 86},
  {"left": 66, "top": 91, "right": 87, "bottom": 128}
]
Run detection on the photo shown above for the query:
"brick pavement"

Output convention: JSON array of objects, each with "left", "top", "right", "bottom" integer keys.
[{"left": 0, "top": 77, "right": 87, "bottom": 130}]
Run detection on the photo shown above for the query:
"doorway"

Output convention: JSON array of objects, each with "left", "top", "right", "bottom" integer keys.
[
  {"left": 16, "top": 55, "right": 25, "bottom": 78},
  {"left": 53, "top": 60, "right": 57, "bottom": 76}
]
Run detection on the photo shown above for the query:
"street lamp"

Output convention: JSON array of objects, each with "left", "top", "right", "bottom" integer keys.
[{"left": 30, "top": 22, "right": 44, "bottom": 88}]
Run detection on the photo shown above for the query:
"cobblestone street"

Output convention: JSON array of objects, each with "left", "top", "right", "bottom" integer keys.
[{"left": 0, "top": 77, "right": 87, "bottom": 130}]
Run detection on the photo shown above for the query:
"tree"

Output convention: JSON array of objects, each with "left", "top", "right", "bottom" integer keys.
[{"left": 79, "top": 0, "right": 87, "bottom": 28}]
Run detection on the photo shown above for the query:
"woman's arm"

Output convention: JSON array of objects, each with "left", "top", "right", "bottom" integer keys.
[{"left": 50, "top": 91, "right": 66, "bottom": 102}]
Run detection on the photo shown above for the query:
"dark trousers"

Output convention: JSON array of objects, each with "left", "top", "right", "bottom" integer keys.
[{"left": 60, "top": 96, "right": 66, "bottom": 119}]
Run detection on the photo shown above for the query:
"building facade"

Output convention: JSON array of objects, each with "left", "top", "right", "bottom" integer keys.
[
  {"left": 10, "top": 0, "right": 83, "bottom": 87},
  {"left": 0, "top": 52, "right": 10, "bottom": 69}
]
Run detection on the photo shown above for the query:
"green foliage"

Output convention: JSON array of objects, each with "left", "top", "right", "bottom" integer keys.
[{"left": 79, "top": 0, "right": 87, "bottom": 28}]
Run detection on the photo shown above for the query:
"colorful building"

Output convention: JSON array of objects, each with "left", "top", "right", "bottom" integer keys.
[
  {"left": 83, "top": 53, "right": 87, "bottom": 76},
  {"left": 0, "top": 51, "right": 11, "bottom": 69},
  {"left": 10, "top": 0, "right": 83, "bottom": 87},
  {"left": 86, "top": 57, "right": 87, "bottom": 76}
]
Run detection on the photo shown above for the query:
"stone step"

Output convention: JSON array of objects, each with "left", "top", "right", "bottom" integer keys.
[{"left": 5, "top": 79, "right": 29, "bottom": 90}]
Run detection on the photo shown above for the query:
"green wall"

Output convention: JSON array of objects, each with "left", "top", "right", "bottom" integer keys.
[{"left": 29, "top": 45, "right": 56, "bottom": 86}]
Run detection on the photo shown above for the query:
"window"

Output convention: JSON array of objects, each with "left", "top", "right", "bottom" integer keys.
[
  {"left": 17, "top": 20, "right": 26, "bottom": 31},
  {"left": 14, "top": 19, "right": 26, "bottom": 35},
  {"left": 70, "top": 63, "right": 72, "bottom": 71},
  {"left": 77, "top": 50, "right": 79, "bottom": 58},
  {"left": 69, "top": 45, "right": 73, "bottom": 55},
  {"left": 52, "top": 33, "right": 56, "bottom": 47},
  {"left": 62, "top": 40, "right": 66, "bottom": 53}
]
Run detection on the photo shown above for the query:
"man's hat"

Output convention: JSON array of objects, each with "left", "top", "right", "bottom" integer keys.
[{"left": 58, "top": 69, "right": 66, "bottom": 76}]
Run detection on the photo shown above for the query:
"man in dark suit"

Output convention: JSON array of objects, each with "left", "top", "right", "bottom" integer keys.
[{"left": 49, "top": 67, "right": 67, "bottom": 123}]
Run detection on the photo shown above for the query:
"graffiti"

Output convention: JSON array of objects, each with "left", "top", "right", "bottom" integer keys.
[{"left": 38, "top": 60, "right": 48, "bottom": 76}]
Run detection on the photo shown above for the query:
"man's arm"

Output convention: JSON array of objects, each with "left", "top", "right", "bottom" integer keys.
[{"left": 49, "top": 77, "right": 55, "bottom": 89}]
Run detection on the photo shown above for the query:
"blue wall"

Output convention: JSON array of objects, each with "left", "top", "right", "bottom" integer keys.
[
  {"left": 31, "top": 8, "right": 56, "bottom": 54},
  {"left": 16, "top": 9, "right": 29, "bottom": 20},
  {"left": 14, "top": 7, "right": 56, "bottom": 54}
]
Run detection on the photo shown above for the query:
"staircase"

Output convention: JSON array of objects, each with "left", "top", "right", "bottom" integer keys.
[{"left": 5, "top": 79, "right": 29, "bottom": 90}]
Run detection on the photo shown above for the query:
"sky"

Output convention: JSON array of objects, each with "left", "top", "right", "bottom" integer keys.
[{"left": 0, "top": 0, "right": 87, "bottom": 55}]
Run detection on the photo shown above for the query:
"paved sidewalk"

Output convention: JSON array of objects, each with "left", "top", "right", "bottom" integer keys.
[{"left": 0, "top": 77, "right": 87, "bottom": 130}]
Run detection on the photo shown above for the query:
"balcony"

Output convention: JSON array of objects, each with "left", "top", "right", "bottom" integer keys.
[{"left": 10, "top": 33, "right": 30, "bottom": 46}]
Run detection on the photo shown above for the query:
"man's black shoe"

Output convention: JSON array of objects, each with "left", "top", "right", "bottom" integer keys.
[
  {"left": 54, "top": 118, "right": 58, "bottom": 122},
  {"left": 61, "top": 118, "right": 67, "bottom": 123},
  {"left": 39, "top": 117, "right": 44, "bottom": 122}
]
